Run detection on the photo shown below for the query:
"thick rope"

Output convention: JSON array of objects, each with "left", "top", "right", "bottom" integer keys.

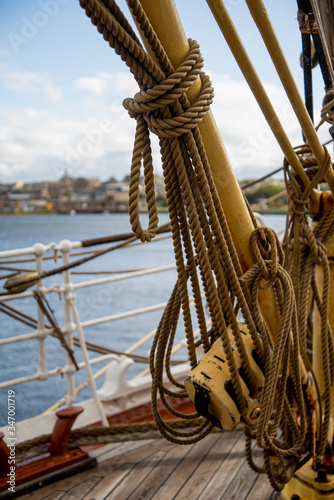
[
  {"left": 283, "top": 145, "right": 334, "bottom": 460},
  {"left": 77, "top": 0, "right": 334, "bottom": 489},
  {"left": 14, "top": 418, "right": 214, "bottom": 461}
]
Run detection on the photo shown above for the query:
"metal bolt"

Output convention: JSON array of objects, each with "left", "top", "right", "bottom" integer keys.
[
  {"left": 316, "top": 467, "right": 328, "bottom": 483},
  {"left": 250, "top": 407, "right": 261, "bottom": 420}
]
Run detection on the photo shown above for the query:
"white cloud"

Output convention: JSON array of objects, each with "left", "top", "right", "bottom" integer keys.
[
  {"left": 74, "top": 74, "right": 108, "bottom": 94},
  {"left": 74, "top": 71, "right": 138, "bottom": 97},
  {"left": 0, "top": 69, "right": 331, "bottom": 184},
  {"left": 0, "top": 104, "right": 137, "bottom": 183},
  {"left": 209, "top": 72, "right": 331, "bottom": 178},
  {"left": 0, "top": 64, "right": 63, "bottom": 102}
]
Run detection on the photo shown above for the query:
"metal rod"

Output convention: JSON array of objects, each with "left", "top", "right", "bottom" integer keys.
[
  {"left": 70, "top": 295, "right": 109, "bottom": 426},
  {"left": 244, "top": 0, "right": 334, "bottom": 192},
  {"left": 205, "top": 0, "right": 319, "bottom": 208},
  {"left": 131, "top": 0, "right": 257, "bottom": 274}
]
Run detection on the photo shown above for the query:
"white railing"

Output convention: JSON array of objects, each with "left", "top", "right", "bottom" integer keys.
[{"left": 0, "top": 234, "right": 178, "bottom": 426}]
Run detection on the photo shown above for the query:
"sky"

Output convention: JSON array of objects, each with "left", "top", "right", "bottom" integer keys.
[{"left": 0, "top": 0, "right": 332, "bottom": 184}]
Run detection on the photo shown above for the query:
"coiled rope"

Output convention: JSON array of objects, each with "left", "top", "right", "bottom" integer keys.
[{"left": 77, "top": 0, "right": 334, "bottom": 490}]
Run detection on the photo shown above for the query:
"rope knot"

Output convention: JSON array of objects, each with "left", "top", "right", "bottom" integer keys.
[
  {"left": 123, "top": 39, "right": 214, "bottom": 242},
  {"left": 284, "top": 145, "right": 332, "bottom": 205},
  {"left": 297, "top": 9, "right": 318, "bottom": 34},
  {"left": 321, "top": 89, "right": 334, "bottom": 125},
  {"left": 123, "top": 39, "right": 214, "bottom": 138},
  {"left": 291, "top": 195, "right": 308, "bottom": 216},
  {"left": 250, "top": 227, "right": 284, "bottom": 286}
]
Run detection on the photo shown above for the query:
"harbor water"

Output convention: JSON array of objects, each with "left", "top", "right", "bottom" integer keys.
[{"left": 0, "top": 212, "right": 287, "bottom": 425}]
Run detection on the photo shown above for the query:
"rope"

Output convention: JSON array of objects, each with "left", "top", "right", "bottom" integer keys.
[
  {"left": 80, "top": 0, "right": 265, "bottom": 445},
  {"left": 74, "top": 0, "right": 334, "bottom": 489},
  {"left": 75, "top": 0, "right": 334, "bottom": 489},
  {"left": 283, "top": 144, "right": 334, "bottom": 460},
  {"left": 14, "top": 417, "right": 215, "bottom": 461}
]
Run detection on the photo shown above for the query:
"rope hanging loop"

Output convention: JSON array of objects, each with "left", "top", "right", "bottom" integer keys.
[
  {"left": 297, "top": 9, "right": 318, "bottom": 35},
  {"left": 250, "top": 226, "right": 285, "bottom": 288},
  {"left": 123, "top": 39, "right": 214, "bottom": 242},
  {"left": 321, "top": 88, "right": 334, "bottom": 125}
]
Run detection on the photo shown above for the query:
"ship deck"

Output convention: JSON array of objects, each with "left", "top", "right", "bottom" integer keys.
[{"left": 19, "top": 429, "right": 280, "bottom": 500}]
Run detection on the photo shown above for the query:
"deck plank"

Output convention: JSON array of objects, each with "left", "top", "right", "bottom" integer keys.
[
  {"left": 174, "top": 431, "right": 242, "bottom": 500},
  {"left": 123, "top": 442, "right": 190, "bottom": 500},
  {"left": 104, "top": 448, "right": 168, "bottom": 499},
  {"left": 56, "top": 475, "right": 101, "bottom": 500},
  {"left": 197, "top": 431, "right": 248, "bottom": 499},
  {"left": 88, "top": 439, "right": 156, "bottom": 462},
  {"left": 83, "top": 439, "right": 173, "bottom": 500},
  {"left": 220, "top": 457, "right": 262, "bottom": 499},
  {"left": 246, "top": 474, "right": 280, "bottom": 500},
  {"left": 17, "top": 431, "right": 279, "bottom": 500},
  {"left": 34, "top": 492, "right": 64, "bottom": 500},
  {"left": 150, "top": 433, "right": 219, "bottom": 499}
]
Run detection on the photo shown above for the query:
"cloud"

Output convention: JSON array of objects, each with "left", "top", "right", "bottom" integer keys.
[
  {"left": 0, "top": 69, "right": 331, "bottom": 184},
  {"left": 0, "top": 104, "right": 137, "bottom": 183},
  {"left": 0, "top": 64, "right": 63, "bottom": 102},
  {"left": 74, "top": 74, "right": 109, "bottom": 94},
  {"left": 209, "top": 73, "right": 331, "bottom": 178},
  {"left": 74, "top": 71, "right": 139, "bottom": 97}
]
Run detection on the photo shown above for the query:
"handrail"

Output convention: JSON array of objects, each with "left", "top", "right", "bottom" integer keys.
[{"left": 0, "top": 235, "right": 183, "bottom": 423}]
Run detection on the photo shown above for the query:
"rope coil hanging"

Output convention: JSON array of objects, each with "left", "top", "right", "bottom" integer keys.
[
  {"left": 79, "top": 0, "right": 334, "bottom": 490},
  {"left": 283, "top": 145, "right": 334, "bottom": 460}
]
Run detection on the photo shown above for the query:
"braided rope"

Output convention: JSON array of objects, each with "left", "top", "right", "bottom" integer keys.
[
  {"left": 283, "top": 145, "right": 334, "bottom": 459},
  {"left": 78, "top": 0, "right": 334, "bottom": 489}
]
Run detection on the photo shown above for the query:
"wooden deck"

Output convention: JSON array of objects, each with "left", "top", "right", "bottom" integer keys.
[{"left": 19, "top": 430, "right": 280, "bottom": 499}]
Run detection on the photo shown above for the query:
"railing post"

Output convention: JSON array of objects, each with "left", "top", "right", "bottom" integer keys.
[
  {"left": 59, "top": 240, "right": 76, "bottom": 406},
  {"left": 0, "top": 432, "right": 11, "bottom": 478},
  {"left": 34, "top": 243, "right": 48, "bottom": 382},
  {"left": 69, "top": 295, "right": 109, "bottom": 426}
]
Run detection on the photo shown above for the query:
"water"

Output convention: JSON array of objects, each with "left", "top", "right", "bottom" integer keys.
[{"left": 0, "top": 212, "right": 287, "bottom": 425}]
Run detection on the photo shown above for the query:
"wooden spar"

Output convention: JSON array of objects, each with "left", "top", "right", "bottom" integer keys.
[
  {"left": 318, "top": 0, "right": 334, "bottom": 70},
  {"left": 313, "top": 232, "right": 334, "bottom": 444},
  {"left": 128, "top": 2, "right": 319, "bottom": 415},
  {"left": 130, "top": 0, "right": 256, "bottom": 273},
  {"left": 205, "top": 0, "right": 319, "bottom": 212},
  {"left": 130, "top": 0, "right": 283, "bottom": 340},
  {"left": 244, "top": 0, "right": 334, "bottom": 194}
]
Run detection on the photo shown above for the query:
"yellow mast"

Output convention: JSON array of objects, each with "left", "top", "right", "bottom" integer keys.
[
  {"left": 131, "top": 1, "right": 333, "bottom": 497},
  {"left": 245, "top": 0, "right": 334, "bottom": 194},
  {"left": 133, "top": 0, "right": 256, "bottom": 272},
  {"left": 133, "top": 0, "right": 285, "bottom": 342}
]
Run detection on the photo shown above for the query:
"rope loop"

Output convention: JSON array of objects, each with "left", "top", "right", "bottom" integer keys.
[
  {"left": 128, "top": 113, "right": 159, "bottom": 242},
  {"left": 124, "top": 38, "right": 214, "bottom": 241},
  {"left": 321, "top": 89, "right": 334, "bottom": 125},
  {"left": 297, "top": 9, "right": 318, "bottom": 35},
  {"left": 123, "top": 39, "right": 214, "bottom": 138},
  {"left": 250, "top": 227, "right": 284, "bottom": 286}
]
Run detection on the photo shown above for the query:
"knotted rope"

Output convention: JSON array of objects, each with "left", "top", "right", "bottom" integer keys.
[
  {"left": 320, "top": 88, "right": 334, "bottom": 127},
  {"left": 79, "top": 0, "right": 334, "bottom": 490},
  {"left": 80, "top": 0, "right": 265, "bottom": 446},
  {"left": 283, "top": 144, "right": 334, "bottom": 459},
  {"left": 123, "top": 39, "right": 213, "bottom": 242}
]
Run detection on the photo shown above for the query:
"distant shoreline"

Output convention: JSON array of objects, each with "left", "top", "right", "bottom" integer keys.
[{"left": 0, "top": 207, "right": 288, "bottom": 216}]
